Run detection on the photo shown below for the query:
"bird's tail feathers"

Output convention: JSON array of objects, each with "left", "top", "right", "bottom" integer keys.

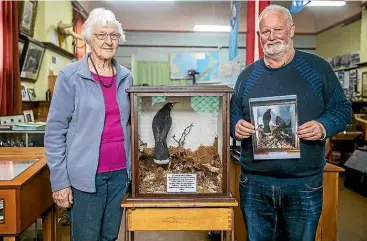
[{"left": 154, "top": 141, "right": 170, "bottom": 165}]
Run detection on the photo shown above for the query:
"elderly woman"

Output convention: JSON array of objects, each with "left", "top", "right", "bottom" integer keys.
[{"left": 45, "top": 8, "right": 132, "bottom": 241}]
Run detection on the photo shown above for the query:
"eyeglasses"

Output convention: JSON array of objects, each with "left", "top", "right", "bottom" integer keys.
[{"left": 94, "top": 33, "right": 121, "bottom": 40}]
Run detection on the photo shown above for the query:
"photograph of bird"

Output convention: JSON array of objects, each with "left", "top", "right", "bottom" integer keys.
[
  {"left": 263, "top": 108, "right": 272, "bottom": 133},
  {"left": 276, "top": 115, "right": 291, "bottom": 131},
  {"left": 152, "top": 102, "right": 177, "bottom": 165}
]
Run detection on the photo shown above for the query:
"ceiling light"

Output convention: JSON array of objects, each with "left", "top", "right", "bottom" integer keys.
[
  {"left": 193, "top": 25, "right": 230, "bottom": 32},
  {"left": 305, "top": 1, "right": 346, "bottom": 7}
]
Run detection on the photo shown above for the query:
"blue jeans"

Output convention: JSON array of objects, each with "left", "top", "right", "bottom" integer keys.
[
  {"left": 239, "top": 173, "right": 323, "bottom": 241},
  {"left": 70, "top": 169, "right": 129, "bottom": 241}
]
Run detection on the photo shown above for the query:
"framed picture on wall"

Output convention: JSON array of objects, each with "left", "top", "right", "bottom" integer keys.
[
  {"left": 18, "top": 0, "right": 38, "bottom": 37},
  {"left": 20, "top": 37, "right": 45, "bottom": 82},
  {"left": 18, "top": 34, "right": 28, "bottom": 66},
  {"left": 18, "top": 39, "right": 25, "bottom": 59},
  {"left": 21, "top": 84, "right": 30, "bottom": 101},
  {"left": 27, "top": 88, "right": 37, "bottom": 101},
  {"left": 362, "top": 72, "right": 367, "bottom": 98}
]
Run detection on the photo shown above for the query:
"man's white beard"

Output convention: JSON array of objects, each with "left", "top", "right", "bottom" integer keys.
[{"left": 262, "top": 38, "right": 292, "bottom": 57}]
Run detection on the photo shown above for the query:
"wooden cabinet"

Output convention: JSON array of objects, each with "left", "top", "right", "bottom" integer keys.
[
  {"left": 355, "top": 114, "right": 367, "bottom": 141},
  {"left": 315, "top": 164, "right": 344, "bottom": 241},
  {"left": 22, "top": 101, "right": 50, "bottom": 121},
  {"left": 230, "top": 155, "right": 344, "bottom": 241},
  {"left": 0, "top": 148, "right": 57, "bottom": 241}
]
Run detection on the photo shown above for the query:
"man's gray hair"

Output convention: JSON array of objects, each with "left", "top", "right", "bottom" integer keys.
[
  {"left": 257, "top": 5, "right": 294, "bottom": 30},
  {"left": 82, "top": 8, "right": 126, "bottom": 44}
]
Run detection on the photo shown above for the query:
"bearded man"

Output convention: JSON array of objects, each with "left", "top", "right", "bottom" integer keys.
[{"left": 230, "top": 5, "right": 351, "bottom": 241}]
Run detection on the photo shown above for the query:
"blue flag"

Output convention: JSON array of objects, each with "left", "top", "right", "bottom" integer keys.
[
  {"left": 290, "top": 0, "right": 311, "bottom": 14},
  {"left": 229, "top": 0, "right": 240, "bottom": 61}
]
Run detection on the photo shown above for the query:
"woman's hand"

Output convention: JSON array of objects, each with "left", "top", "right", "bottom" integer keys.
[{"left": 52, "top": 187, "right": 73, "bottom": 208}]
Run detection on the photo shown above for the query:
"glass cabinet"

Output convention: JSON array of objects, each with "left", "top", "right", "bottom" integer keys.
[
  {"left": 0, "top": 131, "right": 45, "bottom": 147},
  {"left": 127, "top": 85, "right": 233, "bottom": 201}
]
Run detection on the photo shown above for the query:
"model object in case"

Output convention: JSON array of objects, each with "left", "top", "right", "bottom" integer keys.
[{"left": 127, "top": 86, "right": 233, "bottom": 201}]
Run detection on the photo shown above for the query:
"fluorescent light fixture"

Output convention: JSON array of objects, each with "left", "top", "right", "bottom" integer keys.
[
  {"left": 193, "top": 25, "right": 231, "bottom": 32},
  {"left": 305, "top": 1, "right": 346, "bottom": 7}
]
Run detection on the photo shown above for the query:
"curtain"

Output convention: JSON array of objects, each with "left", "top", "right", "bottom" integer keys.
[
  {"left": 136, "top": 61, "right": 187, "bottom": 86},
  {"left": 73, "top": 10, "right": 86, "bottom": 60},
  {"left": 0, "top": 1, "right": 21, "bottom": 116}
]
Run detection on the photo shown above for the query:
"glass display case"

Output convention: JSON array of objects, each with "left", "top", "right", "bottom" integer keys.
[
  {"left": 0, "top": 130, "right": 45, "bottom": 147},
  {"left": 0, "top": 159, "right": 37, "bottom": 222},
  {"left": 0, "top": 148, "right": 54, "bottom": 240},
  {"left": 127, "top": 86, "right": 233, "bottom": 201}
]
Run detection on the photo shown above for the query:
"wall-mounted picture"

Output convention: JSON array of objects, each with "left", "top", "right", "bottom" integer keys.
[
  {"left": 20, "top": 38, "right": 45, "bottom": 82},
  {"left": 27, "top": 88, "right": 36, "bottom": 101},
  {"left": 23, "top": 110, "right": 34, "bottom": 123},
  {"left": 21, "top": 84, "right": 30, "bottom": 101},
  {"left": 19, "top": 39, "right": 25, "bottom": 59},
  {"left": 362, "top": 72, "right": 367, "bottom": 98},
  {"left": 18, "top": 0, "right": 38, "bottom": 37},
  {"left": 249, "top": 95, "right": 300, "bottom": 160}
]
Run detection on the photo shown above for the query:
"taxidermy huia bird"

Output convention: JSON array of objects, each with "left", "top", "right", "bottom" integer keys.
[
  {"left": 263, "top": 108, "right": 272, "bottom": 133},
  {"left": 276, "top": 116, "right": 292, "bottom": 135},
  {"left": 152, "top": 102, "right": 177, "bottom": 165}
]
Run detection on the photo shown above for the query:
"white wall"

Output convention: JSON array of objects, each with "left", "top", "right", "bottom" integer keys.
[{"left": 116, "top": 31, "right": 316, "bottom": 69}]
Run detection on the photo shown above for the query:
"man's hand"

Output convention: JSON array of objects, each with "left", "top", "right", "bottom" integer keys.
[
  {"left": 52, "top": 187, "right": 73, "bottom": 208},
  {"left": 235, "top": 120, "right": 255, "bottom": 140},
  {"left": 298, "top": 121, "right": 325, "bottom": 141}
]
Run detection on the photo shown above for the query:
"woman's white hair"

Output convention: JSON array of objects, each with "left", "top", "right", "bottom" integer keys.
[
  {"left": 82, "top": 8, "right": 126, "bottom": 44},
  {"left": 257, "top": 5, "right": 294, "bottom": 29}
]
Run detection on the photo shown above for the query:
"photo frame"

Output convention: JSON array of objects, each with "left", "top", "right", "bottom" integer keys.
[
  {"left": 249, "top": 95, "right": 300, "bottom": 160},
  {"left": 362, "top": 72, "right": 367, "bottom": 98},
  {"left": 18, "top": 0, "right": 38, "bottom": 37},
  {"left": 21, "top": 84, "right": 30, "bottom": 101},
  {"left": 23, "top": 110, "right": 34, "bottom": 123},
  {"left": 0, "top": 115, "right": 25, "bottom": 126},
  {"left": 20, "top": 37, "right": 45, "bottom": 82},
  {"left": 18, "top": 38, "right": 25, "bottom": 60},
  {"left": 27, "top": 88, "right": 37, "bottom": 101}
]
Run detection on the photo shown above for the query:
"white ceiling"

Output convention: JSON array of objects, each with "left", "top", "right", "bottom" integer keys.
[{"left": 78, "top": 1, "right": 363, "bottom": 34}]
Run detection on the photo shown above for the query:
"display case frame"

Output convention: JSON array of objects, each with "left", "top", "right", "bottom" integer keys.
[
  {"left": 0, "top": 148, "right": 55, "bottom": 239},
  {"left": 127, "top": 85, "right": 233, "bottom": 201},
  {"left": 0, "top": 130, "right": 45, "bottom": 147}
]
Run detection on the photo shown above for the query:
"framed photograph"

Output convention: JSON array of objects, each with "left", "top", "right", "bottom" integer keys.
[
  {"left": 18, "top": 0, "right": 38, "bottom": 37},
  {"left": 19, "top": 39, "right": 25, "bottom": 59},
  {"left": 21, "top": 84, "right": 30, "bottom": 101},
  {"left": 362, "top": 72, "right": 367, "bottom": 98},
  {"left": 350, "top": 51, "right": 360, "bottom": 66},
  {"left": 249, "top": 95, "right": 300, "bottom": 160},
  {"left": 20, "top": 37, "right": 45, "bottom": 82},
  {"left": 23, "top": 110, "right": 34, "bottom": 123},
  {"left": 27, "top": 88, "right": 36, "bottom": 101}
]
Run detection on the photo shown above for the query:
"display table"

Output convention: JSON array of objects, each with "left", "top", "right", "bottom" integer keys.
[
  {"left": 230, "top": 151, "right": 344, "bottom": 241},
  {"left": 0, "top": 147, "right": 56, "bottom": 241},
  {"left": 122, "top": 198, "right": 238, "bottom": 241}
]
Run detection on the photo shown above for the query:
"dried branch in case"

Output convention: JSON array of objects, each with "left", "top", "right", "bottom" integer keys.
[{"left": 172, "top": 123, "right": 194, "bottom": 147}]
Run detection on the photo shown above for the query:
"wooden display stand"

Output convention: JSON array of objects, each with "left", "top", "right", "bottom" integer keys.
[
  {"left": 355, "top": 114, "right": 367, "bottom": 141},
  {"left": 230, "top": 152, "right": 344, "bottom": 241},
  {"left": 0, "top": 147, "right": 57, "bottom": 241},
  {"left": 122, "top": 198, "right": 238, "bottom": 241},
  {"left": 124, "top": 86, "right": 237, "bottom": 240}
]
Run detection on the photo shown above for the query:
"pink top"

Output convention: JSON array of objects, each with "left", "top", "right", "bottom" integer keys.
[{"left": 91, "top": 72, "right": 126, "bottom": 173}]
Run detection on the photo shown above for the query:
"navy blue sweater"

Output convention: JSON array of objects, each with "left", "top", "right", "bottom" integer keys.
[{"left": 230, "top": 50, "right": 352, "bottom": 184}]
